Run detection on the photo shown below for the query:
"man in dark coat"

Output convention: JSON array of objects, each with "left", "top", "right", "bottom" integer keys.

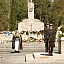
[
  {"left": 44, "top": 23, "right": 49, "bottom": 52},
  {"left": 48, "top": 23, "right": 56, "bottom": 56}
]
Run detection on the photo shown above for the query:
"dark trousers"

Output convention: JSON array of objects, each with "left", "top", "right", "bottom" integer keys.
[
  {"left": 48, "top": 41, "right": 53, "bottom": 55},
  {"left": 45, "top": 39, "right": 48, "bottom": 52}
]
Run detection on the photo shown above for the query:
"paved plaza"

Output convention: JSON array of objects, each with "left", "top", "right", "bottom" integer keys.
[{"left": 0, "top": 41, "right": 64, "bottom": 64}]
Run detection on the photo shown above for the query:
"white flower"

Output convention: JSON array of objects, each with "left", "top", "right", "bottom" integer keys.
[{"left": 59, "top": 31, "right": 62, "bottom": 34}]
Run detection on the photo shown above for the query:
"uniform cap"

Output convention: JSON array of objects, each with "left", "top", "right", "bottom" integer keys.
[
  {"left": 49, "top": 23, "right": 53, "bottom": 26},
  {"left": 46, "top": 23, "right": 49, "bottom": 25}
]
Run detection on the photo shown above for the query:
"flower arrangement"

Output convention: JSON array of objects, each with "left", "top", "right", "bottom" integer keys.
[
  {"left": 26, "top": 30, "right": 29, "bottom": 35},
  {"left": 58, "top": 33, "right": 64, "bottom": 38},
  {"left": 32, "top": 31, "right": 37, "bottom": 34},
  {"left": 39, "top": 30, "right": 44, "bottom": 35},
  {"left": 58, "top": 26, "right": 64, "bottom": 38},
  {"left": 20, "top": 30, "right": 26, "bottom": 34}
]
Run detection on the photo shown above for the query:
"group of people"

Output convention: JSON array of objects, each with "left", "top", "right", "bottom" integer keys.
[
  {"left": 44, "top": 23, "right": 56, "bottom": 56},
  {"left": 12, "top": 23, "right": 56, "bottom": 55}
]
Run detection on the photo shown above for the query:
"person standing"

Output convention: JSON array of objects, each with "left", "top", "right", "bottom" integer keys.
[
  {"left": 12, "top": 30, "right": 22, "bottom": 53},
  {"left": 48, "top": 24, "right": 56, "bottom": 56},
  {"left": 44, "top": 23, "right": 49, "bottom": 52}
]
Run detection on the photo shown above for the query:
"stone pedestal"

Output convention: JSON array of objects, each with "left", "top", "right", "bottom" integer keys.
[{"left": 18, "top": 19, "right": 44, "bottom": 32}]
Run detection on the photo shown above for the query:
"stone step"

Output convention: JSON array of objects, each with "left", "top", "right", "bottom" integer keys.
[
  {"left": 33, "top": 52, "right": 49, "bottom": 59},
  {"left": 25, "top": 54, "right": 34, "bottom": 62},
  {"left": 33, "top": 52, "right": 64, "bottom": 59},
  {"left": 25, "top": 52, "right": 52, "bottom": 62},
  {"left": 25, "top": 52, "right": 64, "bottom": 63}
]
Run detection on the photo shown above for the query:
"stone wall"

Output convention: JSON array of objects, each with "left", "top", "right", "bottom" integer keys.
[{"left": 0, "top": 34, "right": 13, "bottom": 40}]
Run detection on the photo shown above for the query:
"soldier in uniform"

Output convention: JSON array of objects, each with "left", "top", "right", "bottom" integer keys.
[
  {"left": 48, "top": 24, "right": 56, "bottom": 56},
  {"left": 44, "top": 23, "right": 49, "bottom": 52},
  {"left": 12, "top": 30, "right": 22, "bottom": 53}
]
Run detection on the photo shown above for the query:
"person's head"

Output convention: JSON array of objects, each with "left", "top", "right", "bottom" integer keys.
[
  {"left": 49, "top": 23, "right": 53, "bottom": 29},
  {"left": 15, "top": 30, "right": 19, "bottom": 34},
  {"left": 46, "top": 23, "right": 49, "bottom": 28}
]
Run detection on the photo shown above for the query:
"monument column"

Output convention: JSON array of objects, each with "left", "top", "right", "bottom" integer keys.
[{"left": 28, "top": 0, "right": 34, "bottom": 19}]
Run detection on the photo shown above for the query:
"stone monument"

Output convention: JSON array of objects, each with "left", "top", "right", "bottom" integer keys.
[{"left": 18, "top": 0, "right": 44, "bottom": 32}]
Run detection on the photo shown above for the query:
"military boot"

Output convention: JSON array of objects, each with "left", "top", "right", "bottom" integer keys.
[
  {"left": 50, "top": 47, "right": 53, "bottom": 56},
  {"left": 48, "top": 49, "right": 50, "bottom": 56}
]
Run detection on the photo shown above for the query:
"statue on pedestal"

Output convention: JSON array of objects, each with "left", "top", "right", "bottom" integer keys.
[{"left": 18, "top": 0, "right": 44, "bottom": 32}]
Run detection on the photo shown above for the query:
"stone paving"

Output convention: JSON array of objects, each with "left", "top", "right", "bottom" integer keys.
[{"left": 0, "top": 41, "right": 64, "bottom": 64}]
